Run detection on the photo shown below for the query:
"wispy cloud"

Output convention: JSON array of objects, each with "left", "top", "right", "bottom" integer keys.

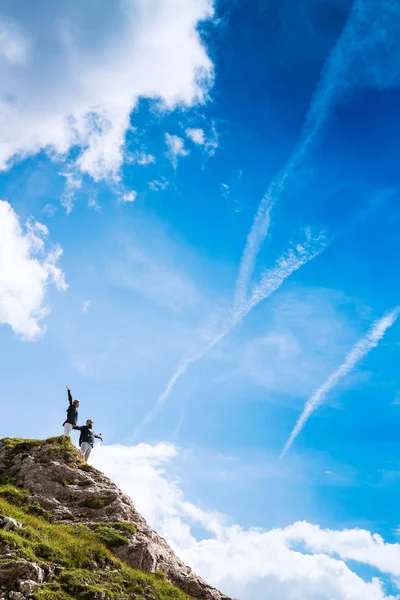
[
  {"left": 221, "top": 183, "right": 230, "bottom": 198},
  {"left": 128, "top": 150, "right": 156, "bottom": 166},
  {"left": 135, "top": 0, "right": 384, "bottom": 436},
  {"left": 88, "top": 195, "right": 101, "bottom": 213},
  {"left": 234, "top": 0, "right": 365, "bottom": 313},
  {"left": 121, "top": 191, "right": 137, "bottom": 203},
  {"left": 186, "top": 128, "right": 205, "bottom": 145},
  {"left": 42, "top": 203, "right": 57, "bottom": 218},
  {"left": 148, "top": 178, "right": 169, "bottom": 192},
  {"left": 60, "top": 168, "right": 82, "bottom": 214},
  {"left": 165, "top": 134, "right": 189, "bottom": 168},
  {"left": 186, "top": 125, "right": 219, "bottom": 156},
  {"left": 134, "top": 232, "right": 326, "bottom": 438},
  {"left": 281, "top": 307, "right": 400, "bottom": 458},
  {"left": 81, "top": 300, "right": 91, "bottom": 313},
  {"left": 236, "top": 230, "right": 325, "bottom": 321}
]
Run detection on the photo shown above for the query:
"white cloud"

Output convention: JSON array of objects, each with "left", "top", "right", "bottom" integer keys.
[
  {"left": 0, "top": 16, "right": 29, "bottom": 65},
  {"left": 60, "top": 168, "right": 82, "bottom": 214},
  {"left": 165, "top": 134, "right": 189, "bottom": 168},
  {"left": 88, "top": 195, "right": 101, "bottom": 212},
  {"left": 121, "top": 191, "right": 137, "bottom": 203},
  {"left": 230, "top": 289, "right": 358, "bottom": 398},
  {"left": 139, "top": 230, "right": 326, "bottom": 434},
  {"left": 0, "top": 0, "right": 213, "bottom": 181},
  {"left": 0, "top": 200, "right": 67, "bottom": 340},
  {"left": 221, "top": 183, "right": 229, "bottom": 197},
  {"left": 186, "top": 125, "right": 219, "bottom": 156},
  {"left": 186, "top": 127, "right": 205, "bottom": 145},
  {"left": 234, "top": 1, "right": 400, "bottom": 314},
  {"left": 81, "top": 300, "right": 91, "bottom": 313},
  {"left": 93, "top": 443, "right": 400, "bottom": 600},
  {"left": 148, "top": 178, "right": 169, "bottom": 192},
  {"left": 42, "top": 204, "right": 57, "bottom": 218},
  {"left": 130, "top": 151, "right": 156, "bottom": 166}
]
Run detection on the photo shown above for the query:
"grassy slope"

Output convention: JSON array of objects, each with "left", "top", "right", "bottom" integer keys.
[{"left": 0, "top": 437, "right": 193, "bottom": 600}]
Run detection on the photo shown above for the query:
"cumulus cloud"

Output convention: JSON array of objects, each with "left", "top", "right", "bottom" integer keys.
[
  {"left": 0, "top": 0, "right": 214, "bottom": 181},
  {"left": 165, "top": 134, "right": 189, "bottom": 168},
  {"left": 0, "top": 200, "right": 67, "bottom": 340},
  {"left": 93, "top": 443, "right": 400, "bottom": 600}
]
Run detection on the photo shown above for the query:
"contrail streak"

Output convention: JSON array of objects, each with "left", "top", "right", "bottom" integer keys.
[
  {"left": 280, "top": 307, "right": 399, "bottom": 458},
  {"left": 135, "top": 0, "right": 368, "bottom": 436},
  {"left": 234, "top": 0, "right": 365, "bottom": 312},
  {"left": 134, "top": 233, "right": 326, "bottom": 438}
]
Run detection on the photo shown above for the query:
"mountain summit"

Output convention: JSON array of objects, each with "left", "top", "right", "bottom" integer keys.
[{"left": 0, "top": 437, "right": 231, "bottom": 600}]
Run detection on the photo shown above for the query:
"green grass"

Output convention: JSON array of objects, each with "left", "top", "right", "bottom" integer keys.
[
  {"left": 1, "top": 438, "right": 44, "bottom": 453},
  {"left": 1, "top": 436, "right": 82, "bottom": 465},
  {"left": 79, "top": 496, "right": 113, "bottom": 510},
  {"left": 0, "top": 473, "right": 17, "bottom": 486},
  {"left": 0, "top": 442, "right": 192, "bottom": 600},
  {"left": 63, "top": 522, "right": 134, "bottom": 549}
]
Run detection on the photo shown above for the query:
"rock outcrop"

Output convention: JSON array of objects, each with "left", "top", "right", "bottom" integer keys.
[{"left": 0, "top": 437, "right": 231, "bottom": 600}]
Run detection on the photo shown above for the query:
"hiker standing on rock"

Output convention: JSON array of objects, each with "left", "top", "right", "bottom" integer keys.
[
  {"left": 63, "top": 385, "right": 80, "bottom": 436},
  {"left": 73, "top": 419, "right": 102, "bottom": 462}
]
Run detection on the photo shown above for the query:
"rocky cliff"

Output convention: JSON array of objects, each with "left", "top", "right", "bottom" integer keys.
[{"left": 0, "top": 437, "right": 231, "bottom": 600}]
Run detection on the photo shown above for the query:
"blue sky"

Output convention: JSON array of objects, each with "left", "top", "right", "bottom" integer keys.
[{"left": 1, "top": 1, "right": 400, "bottom": 598}]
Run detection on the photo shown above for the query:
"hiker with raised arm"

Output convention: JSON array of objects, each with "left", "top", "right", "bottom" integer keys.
[
  {"left": 63, "top": 385, "right": 80, "bottom": 436},
  {"left": 73, "top": 419, "right": 102, "bottom": 462}
]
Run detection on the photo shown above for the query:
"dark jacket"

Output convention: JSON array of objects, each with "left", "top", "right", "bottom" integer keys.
[
  {"left": 63, "top": 390, "right": 78, "bottom": 426},
  {"left": 73, "top": 425, "right": 101, "bottom": 447}
]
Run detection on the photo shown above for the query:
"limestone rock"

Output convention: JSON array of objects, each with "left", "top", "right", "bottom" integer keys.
[
  {"left": 8, "top": 592, "right": 24, "bottom": 600},
  {"left": 0, "top": 562, "right": 44, "bottom": 584},
  {"left": 17, "top": 580, "right": 40, "bottom": 597},
  {"left": 0, "top": 516, "right": 22, "bottom": 531}
]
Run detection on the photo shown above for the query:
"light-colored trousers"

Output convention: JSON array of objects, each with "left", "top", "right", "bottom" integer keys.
[
  {"left": 64, "top": 423, "right": 73, "bottom": 436},
  {"left": 81, "top": 442, "right": 92, "bottom": 462}
]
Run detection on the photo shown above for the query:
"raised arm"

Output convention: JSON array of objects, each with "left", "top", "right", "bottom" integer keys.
[
  {"left": 66, "top": 384, "right": 72, "bottom": 406},
  {"left": 73, "top": 426, "right": 83, "bottom": 431}
]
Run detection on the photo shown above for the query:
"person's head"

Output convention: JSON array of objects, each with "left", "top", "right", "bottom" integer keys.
[
  {"left": 73, "top": 400, "right": 80, "bottom": 408},
  {"left": 86, "top": 419, "right": 93, "bottom": 428}
]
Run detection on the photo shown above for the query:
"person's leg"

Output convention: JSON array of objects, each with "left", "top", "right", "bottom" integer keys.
[
  {"left": 80, "top": 442, "right": 92, "bottom": 462},
  {"left": 64, "top": 423, "right": 73, "bottom": 436},
  {"left": 80, "top": 442, "right": 87, "bottom": 459},
  {"left": 84, "top": 445, "right": 92, "bottom": 462}
]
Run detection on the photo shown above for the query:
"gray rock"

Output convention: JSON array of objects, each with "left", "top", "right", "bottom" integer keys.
[
  {"left": 0, "top": 517, "right": 22, "bottom": 531},
  {"left": 116, "top": 537, "right": 157, "bottom": 572},
  {"left": 0, "top": 562, "right": 44, "bottom": 584},
  {"left": 17, "top": 580, "right": 40, "bottom": 597},
  {"left": 9, "top": 592, "right": 24, "bottom": 600}
]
